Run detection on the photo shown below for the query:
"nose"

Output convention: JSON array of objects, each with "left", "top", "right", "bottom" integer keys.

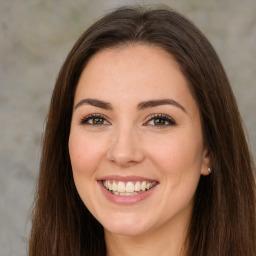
[{"left": 106, "top": 126, "right": 145, "bottom": 167}]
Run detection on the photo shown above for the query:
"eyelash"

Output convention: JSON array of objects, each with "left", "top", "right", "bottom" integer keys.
[
  {"left": 80, "top": 113, "right": 176, "bottom": 127},
  {"left": 144, "top": 114, "right": 177, "bottom": 127},
  {"left": 80, "top": 114, "right": 109, "bottom": 126}
]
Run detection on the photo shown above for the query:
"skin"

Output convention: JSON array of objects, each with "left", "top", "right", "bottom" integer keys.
[{"left": 69, "top": 44, "right": 211, "bottom": 256}]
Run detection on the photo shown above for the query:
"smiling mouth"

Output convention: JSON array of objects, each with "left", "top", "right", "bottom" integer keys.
[{"left": 102, "top": 180, "right": 157, "bottom": 196}]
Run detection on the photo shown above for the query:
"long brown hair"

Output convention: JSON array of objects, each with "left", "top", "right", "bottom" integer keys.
[{"left": 29, "top": 6, "right": 256, "bottom": 256}]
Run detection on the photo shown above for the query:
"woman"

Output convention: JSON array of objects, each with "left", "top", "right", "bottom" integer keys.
[{"left": 29, "top": 6, "right": 256, "bottom": 256}]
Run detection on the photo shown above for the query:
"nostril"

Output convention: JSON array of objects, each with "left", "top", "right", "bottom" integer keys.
[
  {"left": 107, "top": 130, "right": 144, "bottom": 167},
  {"left": 106, "top": 148, "right": 145, "bottom": 167}
]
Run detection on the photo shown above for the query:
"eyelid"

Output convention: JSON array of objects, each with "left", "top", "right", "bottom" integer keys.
[
  {"left": 80, "top": 113, "right": 111, "bottom": 125},
  {"left": 144, "top": 113, "right": 177, "bottom": 126},
  {"left": 79, "top": 113, "right": 176, "bottom": 127}
]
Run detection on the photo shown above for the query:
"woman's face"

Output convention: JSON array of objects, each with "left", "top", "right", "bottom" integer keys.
[{"left": 69, "top": 44, "right": 211, "bottom": 237}]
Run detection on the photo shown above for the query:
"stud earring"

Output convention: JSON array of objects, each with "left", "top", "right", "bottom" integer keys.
[{"left": 208, "top": 168, "right": 212, "bottom": 174}]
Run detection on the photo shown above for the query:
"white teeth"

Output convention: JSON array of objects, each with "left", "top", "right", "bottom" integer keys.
[
  {"left": 134, "top": 181, "right": 141, "bottom": 192},
  {"left": 119, "top": 192, "right": 138, "bottom": 196},
  {"left": 107, "top": 180, "right": 111, "bottom": 190},
  {"left": 112, "top": 181, "right": 117, "bottom": 191},
  {"left": 141, "top": 181, "right": 146, "bottom": 191},
  {"left": 126, "top": 182, "right": 135, "bottom": 193},
  {"left": 117, "top": 181, "right": 126, "bottom": 192},
  {"left": 103, "top": 180, "right": 157, "bottom": 195}
]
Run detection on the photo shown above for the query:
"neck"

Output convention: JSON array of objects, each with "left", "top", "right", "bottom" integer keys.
[{"left": 105, "top": 217, "right": 189, "bottom": 256}]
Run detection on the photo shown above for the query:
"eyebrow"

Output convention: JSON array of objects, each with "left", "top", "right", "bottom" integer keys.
[
  {"left": 74, "top": 98, "right": 112, "bottom": 110},
  {"left": 74, "top": 98, "right": 186, "bottom": 113},
  {"left": 137, "top": 99, "right": 186, "bottom": 113}
]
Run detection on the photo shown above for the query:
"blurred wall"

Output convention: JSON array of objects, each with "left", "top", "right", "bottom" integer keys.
[{"left": 0, "top": 0, "right": 255, "bottom": 255}]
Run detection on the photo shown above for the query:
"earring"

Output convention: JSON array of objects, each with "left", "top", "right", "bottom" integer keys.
[{"left": 208, "top": 168, "right": 212, "bottom": 174}]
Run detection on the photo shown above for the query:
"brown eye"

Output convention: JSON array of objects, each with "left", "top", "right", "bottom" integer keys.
[
  {"left": 145, "top": 114, "right": 176, "bottom": 127},
  {"left": 81, "top": 114, "right": 110, "bottom": 125},
  {"left": 154, "top": 118, "right": 167, "bottom": 126},
  {"left": 92, "top": 117, "right": 105, "bottom": 124}
]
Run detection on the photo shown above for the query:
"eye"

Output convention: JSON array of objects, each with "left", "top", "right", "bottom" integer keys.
[
  {"left": 144, "top": 114, "right": 176, "bottom": 127},
  {"left": 80, "top": 114, "right": 110, "bottom": 126}
]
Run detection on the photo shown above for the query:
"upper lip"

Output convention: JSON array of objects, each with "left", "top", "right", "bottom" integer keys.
[{"left": 98, "top": 175, "right": 158, "bottom": 182}]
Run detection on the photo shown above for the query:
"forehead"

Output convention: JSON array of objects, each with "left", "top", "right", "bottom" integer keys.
[{"left": 74, "top": 44, "right": 197, "bottom": 114}]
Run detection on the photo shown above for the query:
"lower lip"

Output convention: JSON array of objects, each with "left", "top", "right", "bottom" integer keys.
[{"left": 98, "top": 181, "right": 158, "bottom": 205}]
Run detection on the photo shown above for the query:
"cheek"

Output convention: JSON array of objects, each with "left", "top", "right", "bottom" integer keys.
[
  {"left": 68, "top": 130, "right": 106, "bottom": 208},
  {"left": 147, "top": 132, "right": 203, "bottom": 182},
  {"left": 68, "top": 130, "right": 105, "bottom": 178}
]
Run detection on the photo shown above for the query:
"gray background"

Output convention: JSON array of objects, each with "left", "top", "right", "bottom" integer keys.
[{"left": 0, "top": 0, "right": 255, "bottom": 255}]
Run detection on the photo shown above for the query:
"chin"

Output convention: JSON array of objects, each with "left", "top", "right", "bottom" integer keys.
[
  {"left": 104, "top": 223, "right": 150, "bottom": 237},
  {"left": 99, "top": 213, "right": 155, "bottom": 237}
]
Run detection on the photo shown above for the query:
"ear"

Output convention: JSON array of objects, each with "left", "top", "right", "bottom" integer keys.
[{"left": 200, "top": 147, "right": 212, "bottom": 176}]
